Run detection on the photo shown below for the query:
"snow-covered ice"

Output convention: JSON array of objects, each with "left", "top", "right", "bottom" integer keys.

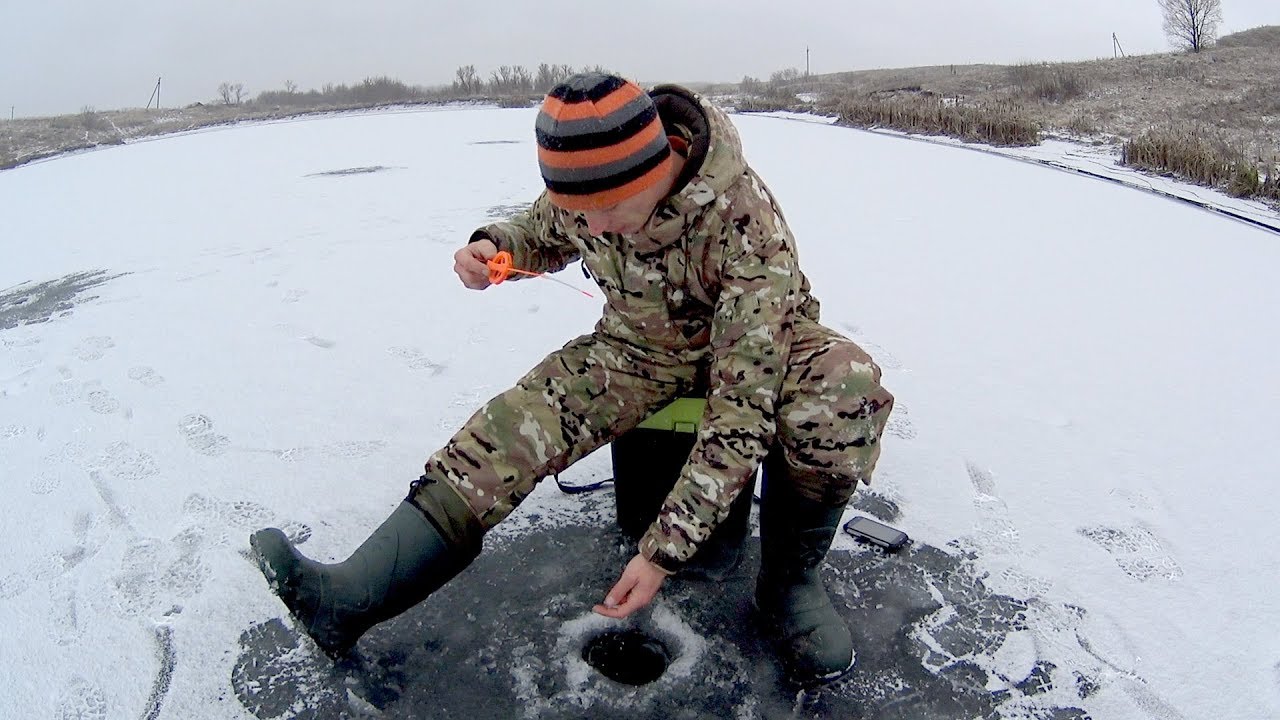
[{"left": 2, "top": 104, "right": 1279, "bottom": 719}]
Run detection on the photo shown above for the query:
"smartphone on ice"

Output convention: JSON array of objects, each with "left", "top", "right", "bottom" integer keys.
[{"left": 842, "top": 515, "right": 910, "bottom": 551}]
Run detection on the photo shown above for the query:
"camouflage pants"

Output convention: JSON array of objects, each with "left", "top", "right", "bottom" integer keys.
[{"left": 416, "top": 318, "right": 894, "bottom": 539}]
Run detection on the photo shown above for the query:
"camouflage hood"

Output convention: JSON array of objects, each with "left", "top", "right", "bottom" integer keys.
[{"left": 627, "top": 85, "right": 749, "bottom": 256}]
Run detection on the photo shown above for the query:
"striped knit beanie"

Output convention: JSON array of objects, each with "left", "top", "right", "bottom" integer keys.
[{"left": 536, "top": 73, "right": 673, "bottom": 211}]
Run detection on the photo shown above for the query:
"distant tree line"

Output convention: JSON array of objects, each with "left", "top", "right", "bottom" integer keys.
[{"left": 235, "top": 63, "right": 615, "bottom": 110}]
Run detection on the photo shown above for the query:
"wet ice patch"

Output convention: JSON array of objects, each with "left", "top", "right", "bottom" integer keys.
[
  {"left": 849, "top": 489, "right": 902, "bottom": 523},
  {"left": 0, "top": 270, "right": 123, "bottom": 331},
  {"left": 485, "top": 202, "right": 533, "bottom": 219},
  {"left": 232, "top": 619, "right": 346, "bottom": 718},
  {"left": 306, "top": 165, "right": 400, "bottom": 177},
  {"left": 231, "top": 507, "right": 1103, "bottom": 719}
]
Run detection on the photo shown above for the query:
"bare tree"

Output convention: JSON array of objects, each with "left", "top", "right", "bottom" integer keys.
[
  {"left": 453, "top": 65, "right": 483, "bottom": 95},
  {"left": 1158, "top": 0, "right": 1223, "bottom": 52},
  {"left": 217, "top": 82, "right": 247, "bottom": 105},
  {"left": 284, "top": 80, "right": 298, "bottom": 94},
  {"left": 487, "top": 65, "right": 533, "bottom": 95},
  {"left": 535, "top": 63, "right": 577, "bottom": 92}
]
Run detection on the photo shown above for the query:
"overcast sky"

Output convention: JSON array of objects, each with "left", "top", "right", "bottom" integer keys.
[{"left": 3, "top": 0, "right": 1278, "bottom": 118}]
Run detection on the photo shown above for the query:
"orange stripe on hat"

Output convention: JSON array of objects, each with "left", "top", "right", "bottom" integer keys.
[
  {"left": 537, "top": 119, "right": 663, "bottom": 171},
  {"left": 546, "top": 153, "right": 674, "bottom": 211},
  {"left": 539, "top": 82, "right": 646, "bottom": 123}
]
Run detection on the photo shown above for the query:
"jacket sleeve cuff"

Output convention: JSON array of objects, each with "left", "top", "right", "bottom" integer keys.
[
  {"left": 638, "top": 534, "right": 684, "bottom": 575},
  {"left": 469, "top": 228, "right": 499, "bottom": 247}
]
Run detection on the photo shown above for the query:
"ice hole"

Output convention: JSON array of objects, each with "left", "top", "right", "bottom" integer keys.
[{"left": 581, "top": 630, "right": 672, "bottom": 686}]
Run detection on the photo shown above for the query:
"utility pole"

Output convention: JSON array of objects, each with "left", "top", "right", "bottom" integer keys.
[
  {"left": 1113, "top": 33, "right": 1126, "bottom": 58},
  {"left": 146, "top": 77, "right": 162, "bottom": 110},
  {"left": 805, "top": 46, "right": 810, "bottom": 77}
]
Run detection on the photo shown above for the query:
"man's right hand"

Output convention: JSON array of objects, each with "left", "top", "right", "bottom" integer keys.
[{"left": 454, "top": 239, "right": 498, "bottom": 290}]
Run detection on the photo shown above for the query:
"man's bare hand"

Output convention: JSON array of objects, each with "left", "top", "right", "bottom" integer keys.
[
  {"left": 454, "top": 239, "right": 498, "bottom": 290},
  {"left": 593, "top": 553, "right": 667, "bottom": 619}
]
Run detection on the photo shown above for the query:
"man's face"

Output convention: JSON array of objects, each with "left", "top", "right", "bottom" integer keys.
[{"left": 578, "top": 190, "right": 660, "bottom": 236}]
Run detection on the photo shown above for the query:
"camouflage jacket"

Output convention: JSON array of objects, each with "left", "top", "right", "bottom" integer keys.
[{"left": 473, "top": 85, "right": 821, "bottom": 570}]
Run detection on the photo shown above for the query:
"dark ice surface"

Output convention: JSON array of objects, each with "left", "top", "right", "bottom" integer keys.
[{"left": 234, "top": 492, "right": 1094, "bottom": 719}]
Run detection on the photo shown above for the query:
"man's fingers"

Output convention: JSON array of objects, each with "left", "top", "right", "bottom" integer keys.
[
  {"left": 453, "top": 248, "right": 492, "bottom": 289},
  {"left": 592, "top": 575, "right": 634, "bottom": 618},
  {"left": 603, "top": 574, "right": 637, "bottom": 609},
  {"left": 591, "top": 568, "right": 661, "bottom": 619},
  {"left": 470, "top": 239, "right": 499, "bottom": 261},
  {"left": 593, "top": 583, "right": 656, "bottom": 619}
]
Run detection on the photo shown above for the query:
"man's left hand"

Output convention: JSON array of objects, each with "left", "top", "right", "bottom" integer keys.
[{"left": 593, "top": 554, "right": 667, "bottom": 619}]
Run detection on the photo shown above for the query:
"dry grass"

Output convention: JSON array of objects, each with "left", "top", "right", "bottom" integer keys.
[
  {"left": 1124, "top": 127, "right": 1238, "bottom": 192},
  {"left": 730, "top": 25, "right": 1280, "bottom": 206},
  {"left": 1007, "top": 63, "right": 1091, "bottom": 103},
  {"left": 832, "top": 93, "right": 1039, "bottom": 146}
]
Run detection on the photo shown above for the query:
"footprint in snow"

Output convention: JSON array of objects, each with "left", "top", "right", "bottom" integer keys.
[
  {"left": 55, "top": 676, "right": 109, "bottom": 720},
  {"left": 276, "top": 440, "right": 387, "bottom": 463},
  {"left": 108, "top": 534, "right": 210, "bottom": 619},
  {"left": 128, "top": 366, "right": 165, "bottom": 387},
  {"left": 389, "top": 346, "right": 446, "bottom": 374},
  {"left": 74, "top": 336, "right": 115, "bottom": 362},
  {"left": 885, "top": 402, "right": 917, "bottom": 441},
  {"left": 94, "top": 441, "right": 160, "bottom": 486},
  {"left": 1077, "top": 525, "right": 1184, "bottom": 582},
  {"left": 81, "top": 381, "right": 121, "bottom": 414},
  {"left": 182, "top": 492, "right": 311, "bottom": 544},
  {"left": 47, "top": 581, "right": 82, "bottom": 647},
  {"left": 949, "top": 460, "right": 1021, "bottom": 556},
  {"left": 178, "top": 413, "right": 230, "bottom": 457}
]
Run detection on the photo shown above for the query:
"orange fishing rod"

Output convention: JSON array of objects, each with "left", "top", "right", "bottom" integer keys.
[{"left": 486, "top": 251, "right": 594, "bottom": 298}]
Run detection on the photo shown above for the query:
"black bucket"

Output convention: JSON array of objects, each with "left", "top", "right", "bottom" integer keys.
[{"left": 610, "top": 398, "right": 755, "bottom": 578}]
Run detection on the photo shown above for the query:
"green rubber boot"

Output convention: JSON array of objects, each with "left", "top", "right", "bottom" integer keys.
[
  {"left": 755, "top": 455, "right": 855, "bottom": 685},
  {"left": 250, "top": 497, "right": 474, "bottom": 657}
]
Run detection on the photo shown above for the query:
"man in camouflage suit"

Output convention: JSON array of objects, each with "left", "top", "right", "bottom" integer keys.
[{"left": 251, "top": 72, "right": 894, "bottom": 686}]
